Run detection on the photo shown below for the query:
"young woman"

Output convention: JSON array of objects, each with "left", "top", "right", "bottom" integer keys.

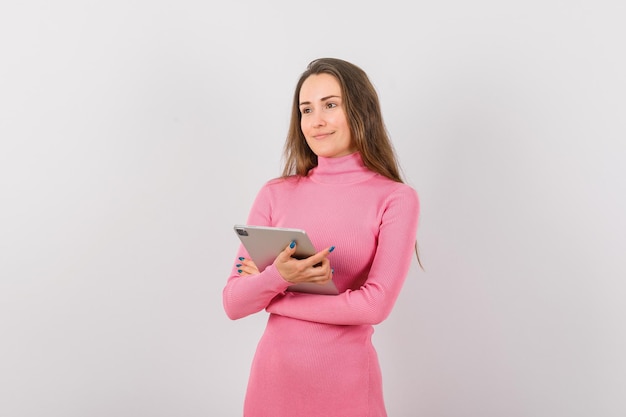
[{"left": 223, "top": 57, "right": 420, "bottom": 417}]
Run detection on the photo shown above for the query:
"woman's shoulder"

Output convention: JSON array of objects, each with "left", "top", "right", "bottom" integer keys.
[
  {"left": 370, "top": 174, "right": 418, "bottom": 194},
  {"left": 255, "top": 175, "right": 303, "bottom": 196},
  {"left": 263, "top": 175, "right": 301, "bottom": 188},
  {"left": 368, "top": 176, "right": 420, "bottom": 211}
]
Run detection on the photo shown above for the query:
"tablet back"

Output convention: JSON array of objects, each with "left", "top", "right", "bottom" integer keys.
[
  {"left": 234, "top": 225, "right": 317, "bottom": 270},
  {"left": 233, "top": 224, "right": 339, "bottom": 295}
]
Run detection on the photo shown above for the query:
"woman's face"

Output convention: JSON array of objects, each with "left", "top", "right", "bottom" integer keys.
[{"left": 299, "top": 73, "right": 355, "bottom": 158}]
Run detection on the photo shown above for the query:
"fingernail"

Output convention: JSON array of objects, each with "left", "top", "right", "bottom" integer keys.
[
  {"left": 237, "top": 269, "right": 242, "bottom": 273},
  {"left": 236, "top": 264, "right": 242, "bottom": 267},
  {"left": 329, "top": 246, "right": 335, "bottom": 253},
  {"left": 289, "top": 240, "right": 296, "bottom": 249},
  {"left": 331, "top": 268, "right": 334, "bottom": 274},
  {"left": 239, "top": 257, "right": 245, "bottom": 261}
]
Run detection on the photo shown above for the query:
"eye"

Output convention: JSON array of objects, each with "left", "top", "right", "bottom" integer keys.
[
  {"left": 301, "top": 107, "right": 312, "bottom": 114},
  {"left": 326, "top": 102, "right": 337, "bottom": 109}
]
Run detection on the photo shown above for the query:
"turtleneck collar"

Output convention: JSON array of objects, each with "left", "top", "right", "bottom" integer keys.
[{"left": 307, "top": 152, "right": 377, "bottom": 184}]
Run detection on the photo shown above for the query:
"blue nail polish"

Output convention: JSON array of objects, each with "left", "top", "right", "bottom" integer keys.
[
  {"left": 289, "top": 240, "right": 296, "bottom": 249},
  {"left": 236, "top": 264, "right": 242, "bottom": 267},
  {"left": 331, "top": 268, "right": 334, "bottom": 274},
  {"left": 237, "top": 269, "right": 242, "bottom": 273},
  {"left": 239, "top": 257, "right": 245, "bottom": 261},
  {"left": 329, "top": 246, "right": 335, "bottom": 253}
]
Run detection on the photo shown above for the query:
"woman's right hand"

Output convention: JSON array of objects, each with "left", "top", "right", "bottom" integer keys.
[{"left": 274, "top": 241, "right": 334, "bottom": 285}]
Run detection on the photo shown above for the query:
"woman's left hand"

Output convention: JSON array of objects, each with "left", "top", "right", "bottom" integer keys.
[{"left": 237, "top": 258, "right": 260, "bottom": 276}]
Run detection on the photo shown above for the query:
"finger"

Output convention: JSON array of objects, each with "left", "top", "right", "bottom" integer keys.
[
  {"left": 310, "top": 268, "right": 332, "bottom": 285},
  {"left": 239, "top": 265, "right": 259, "bottom": 276},
  {"left": 276, "top": 240, "right": 297, "bottom": 262},
  {"left": 305, "top": 258, "right": 331, "bottom": 280},
  {"left": 302, "top": 245, "right": 335, "bottom": 268},
  {"left": 315, "top": 264, "right": 334, "bottom": 283},
  {"left": 236, "top": 257, "right": 260, "bottom": 276},
  {"left": 241, "top": 258, "right": 259, "bottom": 271}
]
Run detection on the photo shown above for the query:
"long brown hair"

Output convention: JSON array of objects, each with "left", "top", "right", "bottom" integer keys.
[{"left": 281, "top": 57, "right": 423, "bottom": 269}]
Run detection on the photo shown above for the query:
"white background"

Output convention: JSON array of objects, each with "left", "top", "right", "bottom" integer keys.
[{"left": 1, "top": 1, "right": 625, "bottom": 416}]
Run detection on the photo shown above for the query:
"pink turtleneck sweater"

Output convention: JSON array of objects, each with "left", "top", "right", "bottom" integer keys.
[{"left": 223, "top": 152, "right": 419, "bottom": 417}]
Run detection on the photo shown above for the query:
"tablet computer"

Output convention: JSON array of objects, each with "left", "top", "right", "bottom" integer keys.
[{"left": 233, "top": 224, "right": 339, "bottom": 295}]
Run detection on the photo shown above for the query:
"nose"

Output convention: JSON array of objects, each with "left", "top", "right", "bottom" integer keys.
[{"left": 311, "top": 111, "right": 326, "bottom": 128}]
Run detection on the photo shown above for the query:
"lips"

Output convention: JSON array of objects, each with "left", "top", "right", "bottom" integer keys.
[{"left": 313, "top": 132, "right": 333, "bottom": 140}]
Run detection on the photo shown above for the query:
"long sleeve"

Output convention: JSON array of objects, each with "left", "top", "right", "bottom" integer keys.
[
  {"left": 223, "top": 261, "right": 290, "bottom": 320},
  {"left": 222, "top": 182, "right": 291, "bottom": 320},
  {"left": 265, "top": 186, "right": 419, "bottom": 325}
]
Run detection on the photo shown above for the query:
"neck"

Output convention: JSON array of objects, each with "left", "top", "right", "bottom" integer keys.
[{"left": 308, "top": 153, "right": 377, "bottom": 184}]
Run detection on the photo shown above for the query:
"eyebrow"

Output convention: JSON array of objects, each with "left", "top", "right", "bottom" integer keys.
[{"left": 299, "top": 95, "right": 341, "bottom": 107}]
